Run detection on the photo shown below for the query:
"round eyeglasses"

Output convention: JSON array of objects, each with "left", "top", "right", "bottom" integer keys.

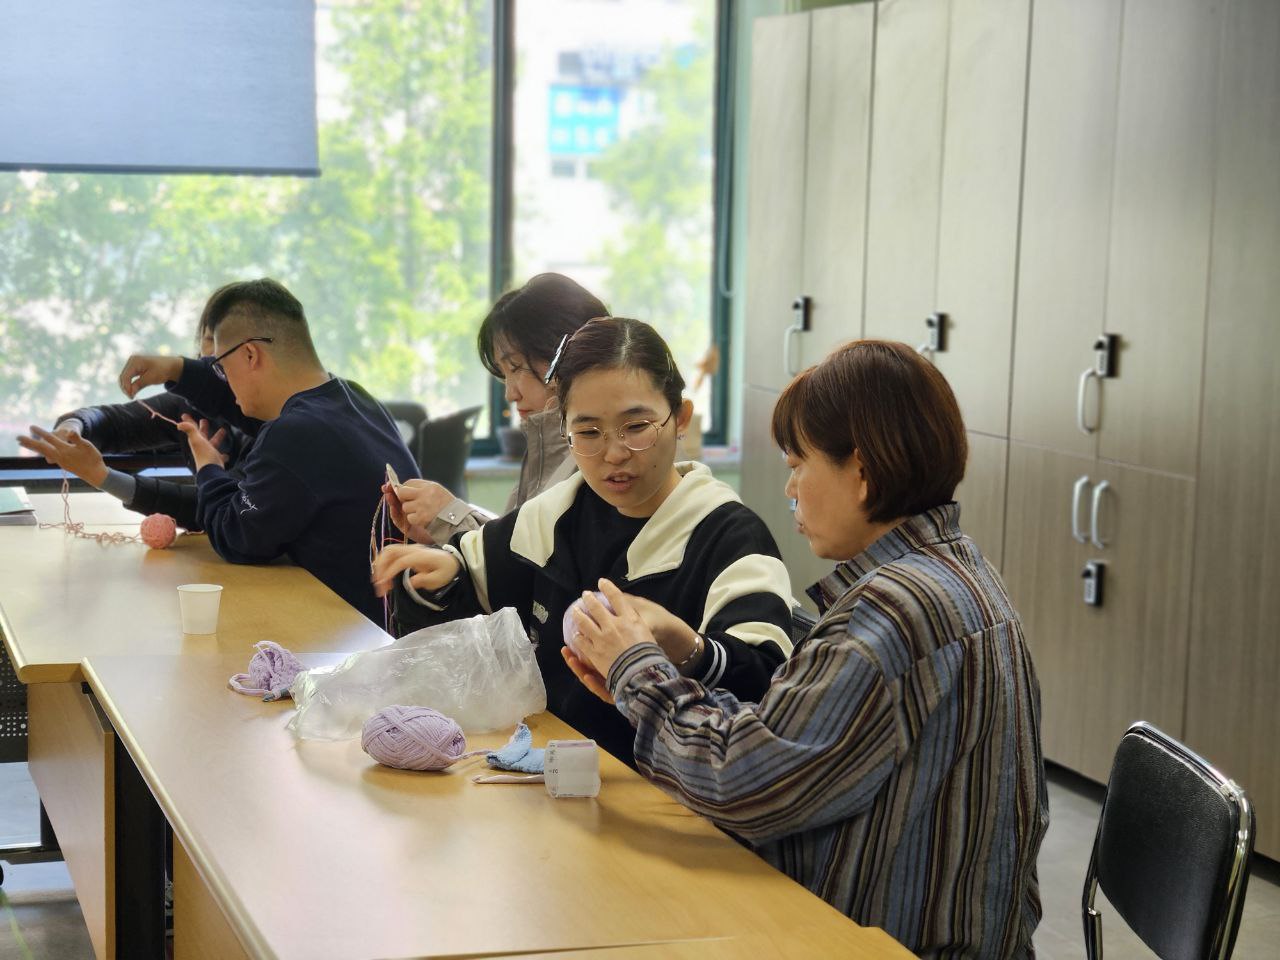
[{"left": 565, "top": 410, "right": 675, "bottom": 457}]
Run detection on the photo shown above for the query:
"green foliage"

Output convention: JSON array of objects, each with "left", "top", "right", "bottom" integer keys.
[
  {"left": 0, "top": 0, "right": 493, "bottom": 452},
  {"left": 590, "top": 13, "right": 715, "bottom": 374}
]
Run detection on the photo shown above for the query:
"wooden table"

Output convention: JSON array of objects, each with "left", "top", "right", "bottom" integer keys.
[
  {"left": 84, "top": 650, "right": 909, "bottom": 960},
  {"left": 0, "top": 493, "right": 391, "bottom": 959},
  {"left": 0, "top": 494, "right": 388, "bottom": 684}
]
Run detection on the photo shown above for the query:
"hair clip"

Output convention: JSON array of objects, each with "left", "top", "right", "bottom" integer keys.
[{"left": 543, "top": 333, "right": 571, "bottom": 385}]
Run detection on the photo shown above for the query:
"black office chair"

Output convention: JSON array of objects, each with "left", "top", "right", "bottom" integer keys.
[
  {"left": 383, "top": 401, "right": 428, "bottom": 449},
  {"left": 415, "top": 406, "right": 483, "bottom": 501},
  {"left": 790, "top": 605, "right": 817, "bottom": 645},
  {"left": 1083, "top": 721, "right": 1254, "bottom": 960}
]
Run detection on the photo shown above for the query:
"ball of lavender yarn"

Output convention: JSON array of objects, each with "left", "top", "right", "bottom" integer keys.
[
  {"left": 228, "top": 640, "right": 305, "bottom": 701},
  {"left": 361, "top": 706, "right": 468, "bottom": 771},
  {"left": 562, "top": 591, "right": 614, "bottom": 657}
]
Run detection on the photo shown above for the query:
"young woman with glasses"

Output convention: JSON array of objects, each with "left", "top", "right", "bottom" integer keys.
[{"left": 372, "top": 317, "right": 795, "bottom": 766}]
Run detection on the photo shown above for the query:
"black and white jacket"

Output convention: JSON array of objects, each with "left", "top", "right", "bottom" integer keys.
[{"left": 394, "top": 462, "right": 795, "bottom": 765}]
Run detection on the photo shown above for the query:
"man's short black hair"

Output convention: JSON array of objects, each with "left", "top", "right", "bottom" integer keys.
[
  {"left": 205, "top": 278, "right": 306, "bottom": 332},
  {"left": 205, "top": 278, "right": 318, "bottom": 363}
]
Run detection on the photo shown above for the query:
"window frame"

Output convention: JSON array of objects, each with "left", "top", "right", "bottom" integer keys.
[{"left": 476, "top": 0, "right": 730, "bottom": 455}]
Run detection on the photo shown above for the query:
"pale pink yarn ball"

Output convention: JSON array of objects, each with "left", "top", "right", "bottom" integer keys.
[{"left": 139, "top": 513, "right": 177, "bottom": 549}]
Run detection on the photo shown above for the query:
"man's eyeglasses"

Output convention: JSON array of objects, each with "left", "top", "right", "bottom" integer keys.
[
  {"left": 565, "top": 410, "right": 675, "bottom": 457},
  {"left": 211, "top": 337, "right": 273, "bottom": 381}
]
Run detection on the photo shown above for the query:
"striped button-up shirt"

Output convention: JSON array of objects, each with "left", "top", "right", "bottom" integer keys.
[{"left": 608, "top": 503, "right": 1048, "bottom": 958}]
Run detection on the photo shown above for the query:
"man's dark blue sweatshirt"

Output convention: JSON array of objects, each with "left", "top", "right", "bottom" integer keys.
[{"left": 168, "top": 357, "right": 420, "bottom": 624}]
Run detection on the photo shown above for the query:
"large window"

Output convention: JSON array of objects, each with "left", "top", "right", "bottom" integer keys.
[
  {"left": 0, "top": 0, "right": 494, "bottom": 456},
  {"left": 512, "top": 0, "right": 719, "bottom": 431}
]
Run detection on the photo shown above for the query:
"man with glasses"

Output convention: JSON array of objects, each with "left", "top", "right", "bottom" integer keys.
[{"left": 117, "top": 278, "right": 419, "bottom": 624}]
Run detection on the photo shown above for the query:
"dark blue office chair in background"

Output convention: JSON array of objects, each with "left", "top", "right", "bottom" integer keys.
[{"left": 416, "top": 406, "right": 483, "bottom": 501}]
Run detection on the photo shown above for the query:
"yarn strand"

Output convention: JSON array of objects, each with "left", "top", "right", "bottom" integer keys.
[
  {"left": 136, "top": 399, "right": 184, "bottom": 427},
  {"left": 39, "top": 475, "right": 141, "bottom": 545},
  {"left": 370, "top": 466, "right": 404, "bottom": 635}
]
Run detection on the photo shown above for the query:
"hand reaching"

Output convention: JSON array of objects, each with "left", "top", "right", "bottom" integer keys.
[{"left": 17, "top": 425, "right": 108, "bottom": 487}]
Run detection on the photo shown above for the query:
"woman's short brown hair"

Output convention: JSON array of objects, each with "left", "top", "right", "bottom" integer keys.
[{"left": 771, "top": 340, "right": 968, "bottom": 524}]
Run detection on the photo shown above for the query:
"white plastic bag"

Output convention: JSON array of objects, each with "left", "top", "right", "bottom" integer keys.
[{"left": 287, "top": 607, "right": 547, "bottom": 740}]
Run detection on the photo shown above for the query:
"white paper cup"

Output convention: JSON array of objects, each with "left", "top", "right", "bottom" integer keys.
[{"left": 177, "top": 583, "right": 223, "bottom": 634}]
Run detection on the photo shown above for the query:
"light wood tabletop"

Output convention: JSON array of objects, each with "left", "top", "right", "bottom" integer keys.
[
  {"left": 0, "top": 493, "right": 389, "bottom": 683},
  {"left": 84, "top": 650, "right": 911, "bottom": 960}
]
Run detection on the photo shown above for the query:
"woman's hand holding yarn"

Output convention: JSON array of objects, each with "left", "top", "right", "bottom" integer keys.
[{"left": 371, "top": 543, "right": 461, "bottom": 597}]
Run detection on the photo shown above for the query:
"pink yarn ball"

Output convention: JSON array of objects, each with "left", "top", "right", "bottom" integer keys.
[
  {"left": 361, "top": 706, "right": 468, "bottom": 772},
  {"left": 562, "top": 591, "right": 613, "bottom": 657},
  {"left": 139, "top": 513, "right": 178, "bottom": 549}
]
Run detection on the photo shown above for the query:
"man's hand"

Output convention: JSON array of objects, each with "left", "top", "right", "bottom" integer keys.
[
  {"left": 17, "top": 426, "right": 109, "bottom": 487},
  {"left": 118, "top": 354, "right": 184, "bottom": 398},
  {"left": 395, "top": 479, "right": 458, "bottom": 533},
  {"left": 371, "top": 543, "right": 462, "bottom": 597},
  {"left": 176, "top": 416, "right": 227, "bottom": 471}
]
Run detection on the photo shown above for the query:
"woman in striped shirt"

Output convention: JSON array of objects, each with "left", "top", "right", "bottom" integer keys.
[{"left": 566, "top": 340, "right": 1049, "bottom": 958}]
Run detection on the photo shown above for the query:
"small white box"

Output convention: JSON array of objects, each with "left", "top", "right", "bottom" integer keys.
[{"left": 544, "top": 739, "right": 600, "bottom": 799}]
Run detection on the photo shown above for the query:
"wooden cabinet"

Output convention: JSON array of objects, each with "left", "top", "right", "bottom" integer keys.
[
  {"left": 1004, "top": 445, "right": 1195, "bottom": 781},
  {"left": 955, "top": 433, "right": 1008, "bottom": 571},
  {"left": 740, "top": 385, "right": 832, "bottom": 608},
  {"left": 741, "top": 0, "right": 1275, "bottom": 847},
  {"left": 799, "top": 4, "right": 874, "bottom": 368},
  {"left": 865, "top": 0, "right": 1030, "bottom": 438},
  {"left": 1011, "top": 0, "right": 1121, "bottom": 460},
  {"left": 1014, "top": 0, "right": 1216, "bottom": 475},
  {"left": 1098, "top": 0, "right": 1218, "bottom": 476},
  {"left": 743, "top": 5, "right": 873, "bottom": 393},
  {"left": 862, "top": 0, "right": 948, "bottom": 346},
  {"left": 1184, "top": 0, "right": 1280, "bottom": 861},
  {"left": 740, "top": 4, "right": 874, "bottom": 601},
  {"left": 742, "top": 13, "right": 809, "bottom": 394}
]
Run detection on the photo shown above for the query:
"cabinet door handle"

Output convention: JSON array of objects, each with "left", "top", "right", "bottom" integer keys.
[
  {"left": 1090, "top": 480, "right": 1111, "bottom": 549},
  {"left": 1072, "top": 475, "right": 1091, "bottom": 543},
  {"left": 1077, "top": 367, "right": 1100, "bottom": 434},
  {"left": 784, "top": 296, "right": 812, "bottom": 377},
  {"left": 784, "top": 321, "right": 804, "bottom": 376}
]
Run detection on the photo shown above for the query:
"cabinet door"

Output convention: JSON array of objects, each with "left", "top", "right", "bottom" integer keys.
[
  {"left": 955, "top": 433, "right": 1007, "bottom": 571},
  {"left": 1185, "top": 0, "right": 1280, "bottom": 861},
  {"left": 932, "top": 0, "right": 1030, "bottom": 437},
  {"left": 1004, "top": 445, "right": 1195, "bottom": 782},
  {"left": 1002, "top": 445, "right": 1096, "bottom": 773},
  {"left": 862, "top": 0, "right": 949, "bottom": 342},
  {"left": 1080, "top": 460, "right": 1195, "bottom": 782},
  {"left": 1099, "top": 0, "right": 1218, "bottom": 475},
  {"left": 795, "top": 3, "right": 874, "bottom": 369},
  {"left": 743, "top": 14, "right": 810, "bottom": 392},
  {"left": 1010, "top": 0, "right": 1122, "bottom": 457},
  {"left": 738, "top": 385, "right": 832, "bottom": 610}
]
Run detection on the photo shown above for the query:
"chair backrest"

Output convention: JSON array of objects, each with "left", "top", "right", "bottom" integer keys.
[
  {"left": 416, "top": 406, "right": 484, "bottom": 500},
  {"left": 790, "top": 605, "right": 817, "bottom": 645},
  {"left": 383, "top": 401, "right": 428, "bottom": 448},
  {"left": 1083, "top": 721, "right": 1254, "bottom": 960}
]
